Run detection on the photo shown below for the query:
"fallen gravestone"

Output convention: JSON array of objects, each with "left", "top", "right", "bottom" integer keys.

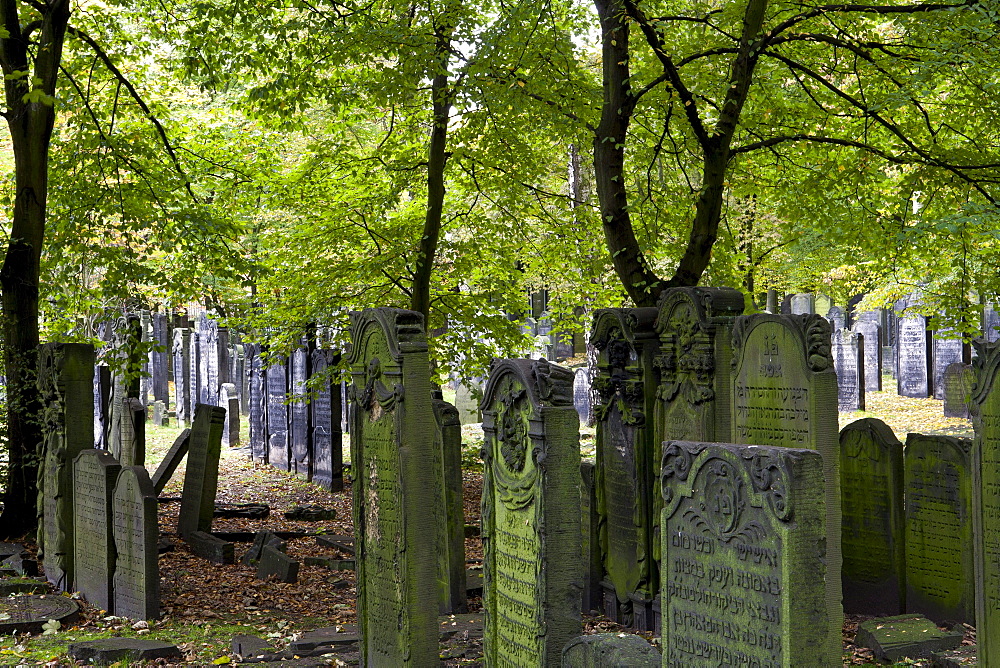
[
  {"left": 256, "top": 544, "right": 299, "bottom": 583},
  {"left": 854, "top": 614, "right": 962, "bottom": 662},
  {"left": 561, "top": 633, "right": 660, "bottom": 668},
  {"left": 0, "top": 577, "right": 47, "bottom": 596},
  {"left": 931, "top": 645, "right": 978, "bottom": 667},
  {"left": 289, "top": 627, "right": 361, "bottom": 652},
  {"left": 72, "top": 449, "right": 121, "bottom": 613},
  {"left": 660, "top": 440, "right": 840, "bottom": 665},
  {"left": 214, "top": 502, "right": 269, "bottom": 519},
  {"left": 304, "top": 557, "right": 355, "bottom": 570},
  {"left": 240, "top": 531, "right": 285, "bottom": 567},
  {"left": 113, "top": 466, "right": 159, "bottom": 620},
  {"left": 284, "top": 505, "right": 336, "bottom": 521},
  {"left": 67, "top": 638, "right": 181, "bottom": 663},
  {"left": 315, "top": 534, "right": 354, "bottom": 555},
  {"left": 232, "top": 635, "right": 274, "bottom": 659},
  {"left": 177, "top": 403, "right": 226, "bottom": 537},
  {"left": 150, "top": 429, "right": 191, "bottom": 495},
  {"left": 186, "top": 531, "right": 235, "bottom": 564},
  {"left": 840, "top": 418, "right": 905, "bottom": 616},
  {"left": 904, "top": 433, "right": 973, "bottom": 625},
  {"left": 481, "top": 358, "right": 580, "bottom": 666},
  {"left": 0, "top": 595, "right": 79, "bottom": 634}
]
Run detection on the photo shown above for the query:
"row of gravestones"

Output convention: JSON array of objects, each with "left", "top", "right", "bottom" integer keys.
[{"left": 243, "top": 345, "right": 346, "bottom": 492}]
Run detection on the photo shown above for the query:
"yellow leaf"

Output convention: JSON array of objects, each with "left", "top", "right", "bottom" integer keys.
[{"left": 213, "top": 657, "right": 231, "bottom": 665}]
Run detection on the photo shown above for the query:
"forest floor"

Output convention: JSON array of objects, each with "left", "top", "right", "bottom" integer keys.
[{"left": 0, "top": 377, "right": 980, "bottom": 665}]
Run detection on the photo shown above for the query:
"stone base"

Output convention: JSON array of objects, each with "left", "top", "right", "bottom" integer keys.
[
  {"left": 68, "top": 639, "right": 181, "bottom": 663},
  {"left": 855, "top": 614, "right": 963, "bottom": 661},
  {"left": 562, "top": 633, "right": 660, "bottom": 667},
  {"left": 599, "top": 582, "right": 655, "bottom": 632},
  {"left": 931, "top": 645, "right": 977, "bottom": 667}
]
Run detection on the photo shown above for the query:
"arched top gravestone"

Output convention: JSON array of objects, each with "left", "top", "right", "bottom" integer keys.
[
  {"left": 347, "top": 308, "right": 439, "bottom": 667},
  {"left": 480, "top": 358, "right": 580, "bottom": 667}
]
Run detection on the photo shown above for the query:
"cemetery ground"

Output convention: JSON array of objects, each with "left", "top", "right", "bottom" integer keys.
[{"left": 0, "top": 376, "right": 980, "bottom": 665}]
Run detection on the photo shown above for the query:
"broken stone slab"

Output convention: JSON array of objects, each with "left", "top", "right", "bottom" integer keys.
[
  {"left": 0, "top": 577, "right": 48, "bottom": 596},
  {"left": 150, "top": 429, "right": 190, "bottom": 495},
  {"left": 314, "top": 534, "right": 354, "bottom": 555},
  {"left": 0, "top": 595, "right": 80, "bottom": 635},
  {"left": 931, "top": 645, "right": 978, "bottom": 667},
  {"left": 256, "top": 545, "right": 299, "bottom": 583},
  {"left": 438, "top": 614, "right": 484, "bottom": 640},
  {"left": 67, "top": 638, "right": 181, "bottom": 663},
  {"left": 232, "top": 634, "right": 274, "bottom": 659},
  {"left": 288, "top": 626, "right": 360, "bottom": 651},
  {"left": 283, "top": 505, "right": 337, "bottom": 521},
  {"left": 2, "top": 554, "right": 38, "bottom": 577},
  {"left": 561, "top": 633, "right": 661, "bottom": 667},
  {"left": 303, "top": 557, "right": 354, "bottom": 571},
  {"left": 184, "top": 530, "right": 235, "bottom": 564},
  {"left": 855, "top": 614, "right": 964, "bottom": 661},
  {"left": 241, "top": 531, "right": 286, "bottom": 567},
  {"left": 0, "top": 542, "right": 26, "bottom": 559},
  {"left": 214, "top": 502, "right": 270, "bottom": 519},
  {"left": 214, "top": 531, "right": 312, "bottom": 542}
]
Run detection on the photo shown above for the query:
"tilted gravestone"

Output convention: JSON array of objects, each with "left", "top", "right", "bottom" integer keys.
[
  {"left": 832, "top": 328, "right": 865, "bottom": 412},
  {"left": 266, "top": 356, "right": 290, "bottom": 470},
  {"left": 310, "top": 349, "right": 343, "bottom": 492},
  {"left": 73, "top": 449, "right": 121, "bottom": 612},
  {"left": 589, "top": 307, "right": 659, "bottom": 629},
  {"left": 840, "top": 418, "right": 905, "bottom": 615},
  {"left": 729, "top": 313, "right": 842, "bottom": 632},
  {"left": 852, "top": 321, "right": 883, "bottom": 392},
  {"left": 660, "top": 440, "right": 840, "bottom": 665},
  {"left": 246, "top": 344, "right": 267, "bottom": 462},
  {"left": 431, "top": 393, "right": 468, "bottom": 614},
  {"left": 932, "top": 331, "right": 967, "bottom": 400},
  {"left": 37, "top": 343, "right": 95, "bottom": 590},
  {"left": 177, "top": 403, "right": 227, "bottom": 538},
  {"left": 970, "top": 339, "right": 1000, "bottom": 664},
  {"left": 481, "top": 358, "right": 581, "bottom": 666},
  {"left": 903, "top": 433, "right": 973, "bottom": 625},
  {"left": 348, "top": 308, "right": 440, "bottom": 666},
  {"left": 151, "top": 429, "right": 191, "bottom": 495},
  {"left": 289, "top": 346, "right": 310, "bottom": 477},
  {"left": 942, "top": 362, "right": 975, "bottom": 419},
  {"left": 113, "top": 466, "right": 159, "bottom": 620},
  {"left": 897, "top": 314, "right": 932, "bottom": 398}
]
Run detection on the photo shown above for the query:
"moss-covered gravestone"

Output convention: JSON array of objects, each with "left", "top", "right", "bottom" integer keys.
[
  {"left": 903, "top": 433, "right": 973, "bottom": 625},
  {"left": 113, "top": 466, "right": 159, "bottom": 620},
  {"left": 348, "top": 308, "right": 440, "bottom": 666},
  {"left": 73, "top": 449, "right": 121, "bottom": 612},
  {"left": 108, "top": 315, "right": 142, "bottom": 456},
  {"left": 943, "top": 362, "right": 974, "bottom": 419},
  {"left": 729, "top": 314, "right": 842, "bottom": 632},
  {"left": 177, "top": 403, "right": 226, "bottom": 538},
  {"left": 37, "top": 343, "right": 95, "bottom": 591},
  {"left": 660, "top": 441, "right": 840, "bottom": 666},
  {"left": 431, "top": 393, "right": 468, "bottom": 614},
  {"left": 932, "top": 332, "right": 967, "bottom": 400},
  {"left": 590, "top": 307, "right": 659, "bottom": 629},
  {"left": 481, "top": 358, "right": 581, "bottom": 666},
  {"left": 840, "top": 418, "right": 905, "bottom": 615}
]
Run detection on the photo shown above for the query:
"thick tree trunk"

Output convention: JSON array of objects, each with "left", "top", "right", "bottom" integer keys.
[{"left": 593, "top": 0, "right": 663, "bottom": 308}]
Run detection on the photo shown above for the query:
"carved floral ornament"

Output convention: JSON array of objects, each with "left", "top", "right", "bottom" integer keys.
[
  {"left": 351, "top": 356, "right": 401, "bottom": 421},
  {"left": 485, "top": 374, "right": 540, "bottom": 511},
  {"left": 655, "top": 298, "right": 716, "bottom": 406}
]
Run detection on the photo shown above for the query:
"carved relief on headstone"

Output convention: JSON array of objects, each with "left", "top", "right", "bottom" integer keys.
[
  {"left": 177, "top": 403, "right": 226, "bottom": 538},
  {"left": 348, "top": 308, "right": 440, "bottom": 666},
  {"left": 660, "top": 440, "right": 840, "bottom": 666},
  {"left": 729, "top": 313, "right": 842, "bottom": 630},
  {"left": 589, "top": 307, "right": 659, "bottom": 629},
  {"left": 309, "top": 349, "right": 343, "bottom": 492},
  {"left": 172, "top": 329, "right": 190, "bottom": 427},
  {"left": 108, "top": 315, "right": 142, "bottom": 456},
  {"left": 112, "top": 466, "right": 159, "bottom": 620},
  {"left": 840, "top": 418, "right": 904, "bottom": 615},
  {"left": 903, "top": 433, "right": 973, "bottom": 625},
  {"left": 896, "top": 314, "right": 932, "bottom": 398},
  {"left": 37, "top": 343, "right": 96, "bottom": 590},
  {"left": 832, "top": 328, "right": 865, "bottom": 412},
  {"left": 289, "top": 346, "right": 310, "bottom": 477},
  {"left": 852, "top": 321, "right": 883, "bottom": 392},
  {"left": 73, "top": 449, "right": 121, "bottom": 612},
  {"left": 481, "top": 358, "right": 580, "bottom": 667}
]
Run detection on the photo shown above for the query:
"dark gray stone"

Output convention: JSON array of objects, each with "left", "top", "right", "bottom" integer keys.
[
  {"left": 283, "top": 505, "right": 336, "bottom": 521},
  {"left": 151, "top": 313, "right": 170, "bottom": 406},
  {"left": 561, "top": 633, "right": 660, "bottom": 667},
  {"left": 214, "top": 502, "right": 269, "bottom": 519},
  {"left": 833, "top": 328, "right": 865, "bottom": 411},
  {"left": 431, "top": 394, "right": 467, "bottom": 614},
  {"left": 266, "top": 357, "right": 290, "bottom": 470},
  {"left": 854, "top": 614, "right": 962, "bottom": 661},
  {"left": 220, "top": 382, "right": 240, "bottom": 448},
  {"left": 240, "top": 531, "right": 285, "bottom": 567},
  {"left": 289, "top": 627, "right": 361, "bottom": 652},
  {"left": 931, "top": 645, "right": 978, "bottom": 667},
  {"left": 72, "top": 449, "right": 121, "bottom": 613},
  {"left": 579, "top": 461, "right": 601, "bottom": 615},
  {"left": 310, "top": 349, "right": 343, "bottom": 492},
  {"left": 943, "top": 363, "right": 974, "bottom": 419},
  {"left": 152, "top": 400, "right": 168, "bottom": 427},
  {"left": 852, "top": 321, "right": 883, "bottom": 392},
  {"left": 151, "top": 429, "right": 191, "bottom": 495},
  {"left": 67, "top": 638, "right": 180, "bottom": 663},
  {"left": 315, "top": 534, "right": 354, "bottom": 555},
  {"left": 112, "top": 466, "right": 159, "bottom": 619},
  {"left": 304, "top": 557, "right": 355, "bottom": 570},
  {"left": 933, "top": 331, "right": 967, "bottom": 400},
  {"left": 232, "top": 634, "right": 273, "bottom": 659},
  {"left": 985, "top": 303, "right": 1000, "bottom": 343},
  {"left": 0, "top": 577, "right": 47, "bottom": 596},
  {"left": 0, "top": 595, "right": 79, "bottom": 634},
  {"left": 289, "top": 346, "right": 310, "bottom": 477},
  {"left": 94, "top": 365, "right": 111, "bottom": 449},
  {"left": 897, "top": 314, "right": 932, "bottom": 397},
  {"left": 172, "top": 328, "right": 191, "bottom": 426},
  {"left": 246, "top": 344, "right": 267, "bottom": 462},
  {"left": 256, "top": 544, "right": 299, "bottom": 583},
  {"left": 177, "top": 403, "right": 226, "bottom": 537},
  {"left": 186, "top": 531, "right": 235, "bottom": 564}
]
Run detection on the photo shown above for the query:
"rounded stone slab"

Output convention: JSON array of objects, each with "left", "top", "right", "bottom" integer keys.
[
  {"left": 67, "top": 638, "right": 182, "bottom": 663},
  {"left": 0, "top": 577, "right": 48, "bottom": 596},
  {"left": 0, "top": 595, "right": 79, "bottom": 634}
]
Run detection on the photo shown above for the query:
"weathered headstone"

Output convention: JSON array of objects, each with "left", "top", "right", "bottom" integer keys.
[
  {"left": 219, "top": 383, "right": 240, "bottom": 448},
  {"left": 454, "top": 382, "right": 481, "bottom": 425},
  {"left": 943, "top": 362, "right": 974, "bottom": 419},
  {"left": 660, "top": 440, "right": 840, "bottom": 665},
  {"left": 266, "top": 356, "right": 289, "bottom": 470},
  {"left": 840, "top": 418, "right": 905, "bottom": 615},
  {"left": 572, "top": 368, "right": 591, "bottom": 426},
  {"left": 827, "top": 304, "right": 846, "bottom": 331},
  {"left": 730, "top": 313, "right": 842, "bottom": 632},
  {"left": 590, "top": 307, "right": 659, "bottom": 629},
  {"left": 348, "top": 308, "right": 440, "bottom": 666},
  {"left": 0, "top": 595, "right": 80, "bottom": 634},
  {"left": 310, "top": 349, "right": 343, "bottom": 492},
  {"left": 580, "top": 461, "right": 601, "bottom": 615},
  {"left": 904, "top": 433, "right": 973, "bottom": 624},
  {"left": 233, "top": 344, "right": 248, "bottom": 416},
  {"left": 790, "top": 292, "right": 814, "bottom": 315},
  {"left": 151, "top": 313, "right": 169, "bottom": 406},
  {"left": 115, "top": 397, "right": 145, "bottom": 467},
  {"left": 113, "top": 466, "right": 159, "bottom": 620},
  {"left": 37, "top": 343, "right": 95, "bottom": 590},
  {"left": 172, "top": 329, "right": 191, "bottom": 427},
  {"left": 188, "top": 330, "right": 200, "bottom": 427},
  {"left": 832, "top": 328, "right": 865, "bottom": 412},
  {"left": 431, "top": 394, "right": 468, "bottom": 614},
  {"left": 984, "top": 303, "right": 1000, "bottom": 343},
  {"left": 107, "top": 315, "right": 142, "bottom": 456},
  {"left": 177, "top": 403, "right": 226, "bottom": 538},
  {"left": 151, "top": 429, "right": 191, "bottom": 495},
  {"left": 932, "top": 331, "right": 967, "bottom": 400},
  {"left": 852, "top": 321, "right": 883, "bottom": 391},
  {"left": 815, "top": 293, "right": 833, "bottom": 318},
  {"left": 72, "top": 449, "right": 121, "bottom": 612},
  {"left": 481, "top": 358, "right": 580, "bottom": 667},
  {"left": 256, "top": 544, "right": 299, "bottom": 583},
  {"left": 246, "top": 344, "right": 267, "bottom": 462},
  {"left": 897, "top": 314, "right": 932, "bottom": 398},
  {"left": 94, "top": 365, "right": 111, "bottom": 449},
  {"left": 289, "top": 346, "right": 310, "bottom": 477},
  {"left": 560, "top": 633, "right": 659, "bottom": 667},
  {"left": 68, "top": 639, "right": 180, "bottom": 664},
  {"left": 152, "top": 400, "right": 167, "bottom": 427},
  {"left": 854, "top": 614, "right": 963, "bottom": 662}
]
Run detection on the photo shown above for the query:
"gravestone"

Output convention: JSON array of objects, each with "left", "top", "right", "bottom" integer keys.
[
  {"left": 113, "top": 397, "right": 146, "bottom": 467},
  {"left": 590, "top": 307, "right": 659, "bottom": 629},
  {"left": 481, "top": 358, "right": 580, "bottom": 667},
  {"left": 984, "top": 304, "right": 1000, "bottom": 343},
  {"left": 232, "top": 344, "right": 248, "bottom": 416},
  {"left": 660, "top": 440, "right": 840, "bottom": 665},
  {"left": 932, "top": 331, "right": 967, "bottom": 400},
  {"left": 198, "top": 316, "right": 218, "bottom": 406},
  {"left": 37, "top": 343, "right": 95, "bottom": 591},
  {"left": 172, "top": 329, "right": 190, "bottom": 426},
  {"left": 729, "top": 313, "right": 842, "bottom": 632},
  {"left": 219, "top": 383, "right": 240, "bottom": 448},
  {"left": 177, "top": 403, "right": 227, "bottom": 538},
  {"left": 151, "top": 314, "right": 169, "bottom": 406},
  {"left": 840, "top": 418, "right": 905, "bottom": 615},
  {"left": 108, "top": 315, "right": 142, "bottom": 457},
  {"left": 572, "top": 368, "right": 591, "bottom": 426},
  {"left": 73, "top": 449, "right": 121, "bottom": 612},
  {"left": 580, "top": 462, "right": 601, "bottom": 615},
  {"left": 113, "top": 466, "right": 159, "bottom": 620},
  {"left": 151, "top": 429, "right": 191, "bottom": 494},
  {"left": 832, "top": 328, "right": 865, "bottom": 411},
  {"left": 454, "top": 382, "right": 481, "bottom": 425},
  {"left": 289, "top": 346, "right": 310, "bottom": 477},
  {"left": 815, "top": 293, "right": 833, "bottom": 317},
  {"left": 94, "top": 365, "right": 111, "bottom": 449},
  {"left": 969, "top": 339, "right": 1000, "bottom": 663},
  {"left": 765, "top": 289, "right": 777, "bottom": 314},
  {"left": 790, "top": 292, "right": 814, "bottom": 315},
  {"left": 942, "top": 363, "right": 974, "bottom": 419},
  {"left": 246, "top": 344, "right": 267, "bottom": 462},
  {"left": 152, "top": 400, "right": 167, "bottom": 427},
  {"left": 852, "top": 321, "right": 883, "bottom": 391},
  {"left": 431, "top": 394, "right": 467, "bottom": 614},
  {"left": 310, "top": 349, "right": 343, "bottom": 492},
  {"left": 827, "top": 305, "right": 846, "bottom": 332},
  {"left": 188, "top": 331, "right": 200, "bottom": 428},
  {"left": 139, "top": 310, "right": 151, "bottom": 407},
  {"left": 903, "top": 433, "right": 973, "bottom": 625},
  {"left": 897, "top": 315, "right": 932, "bottom": 397},
  {"left": 266, "top": 356, "right": 289, "bottom": 471},
  {"left": 779, "top": 294, "right": 791, "bottom": 315},
  {"left": 347, "top": 308, "right": 440, "bottom": 666}
]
